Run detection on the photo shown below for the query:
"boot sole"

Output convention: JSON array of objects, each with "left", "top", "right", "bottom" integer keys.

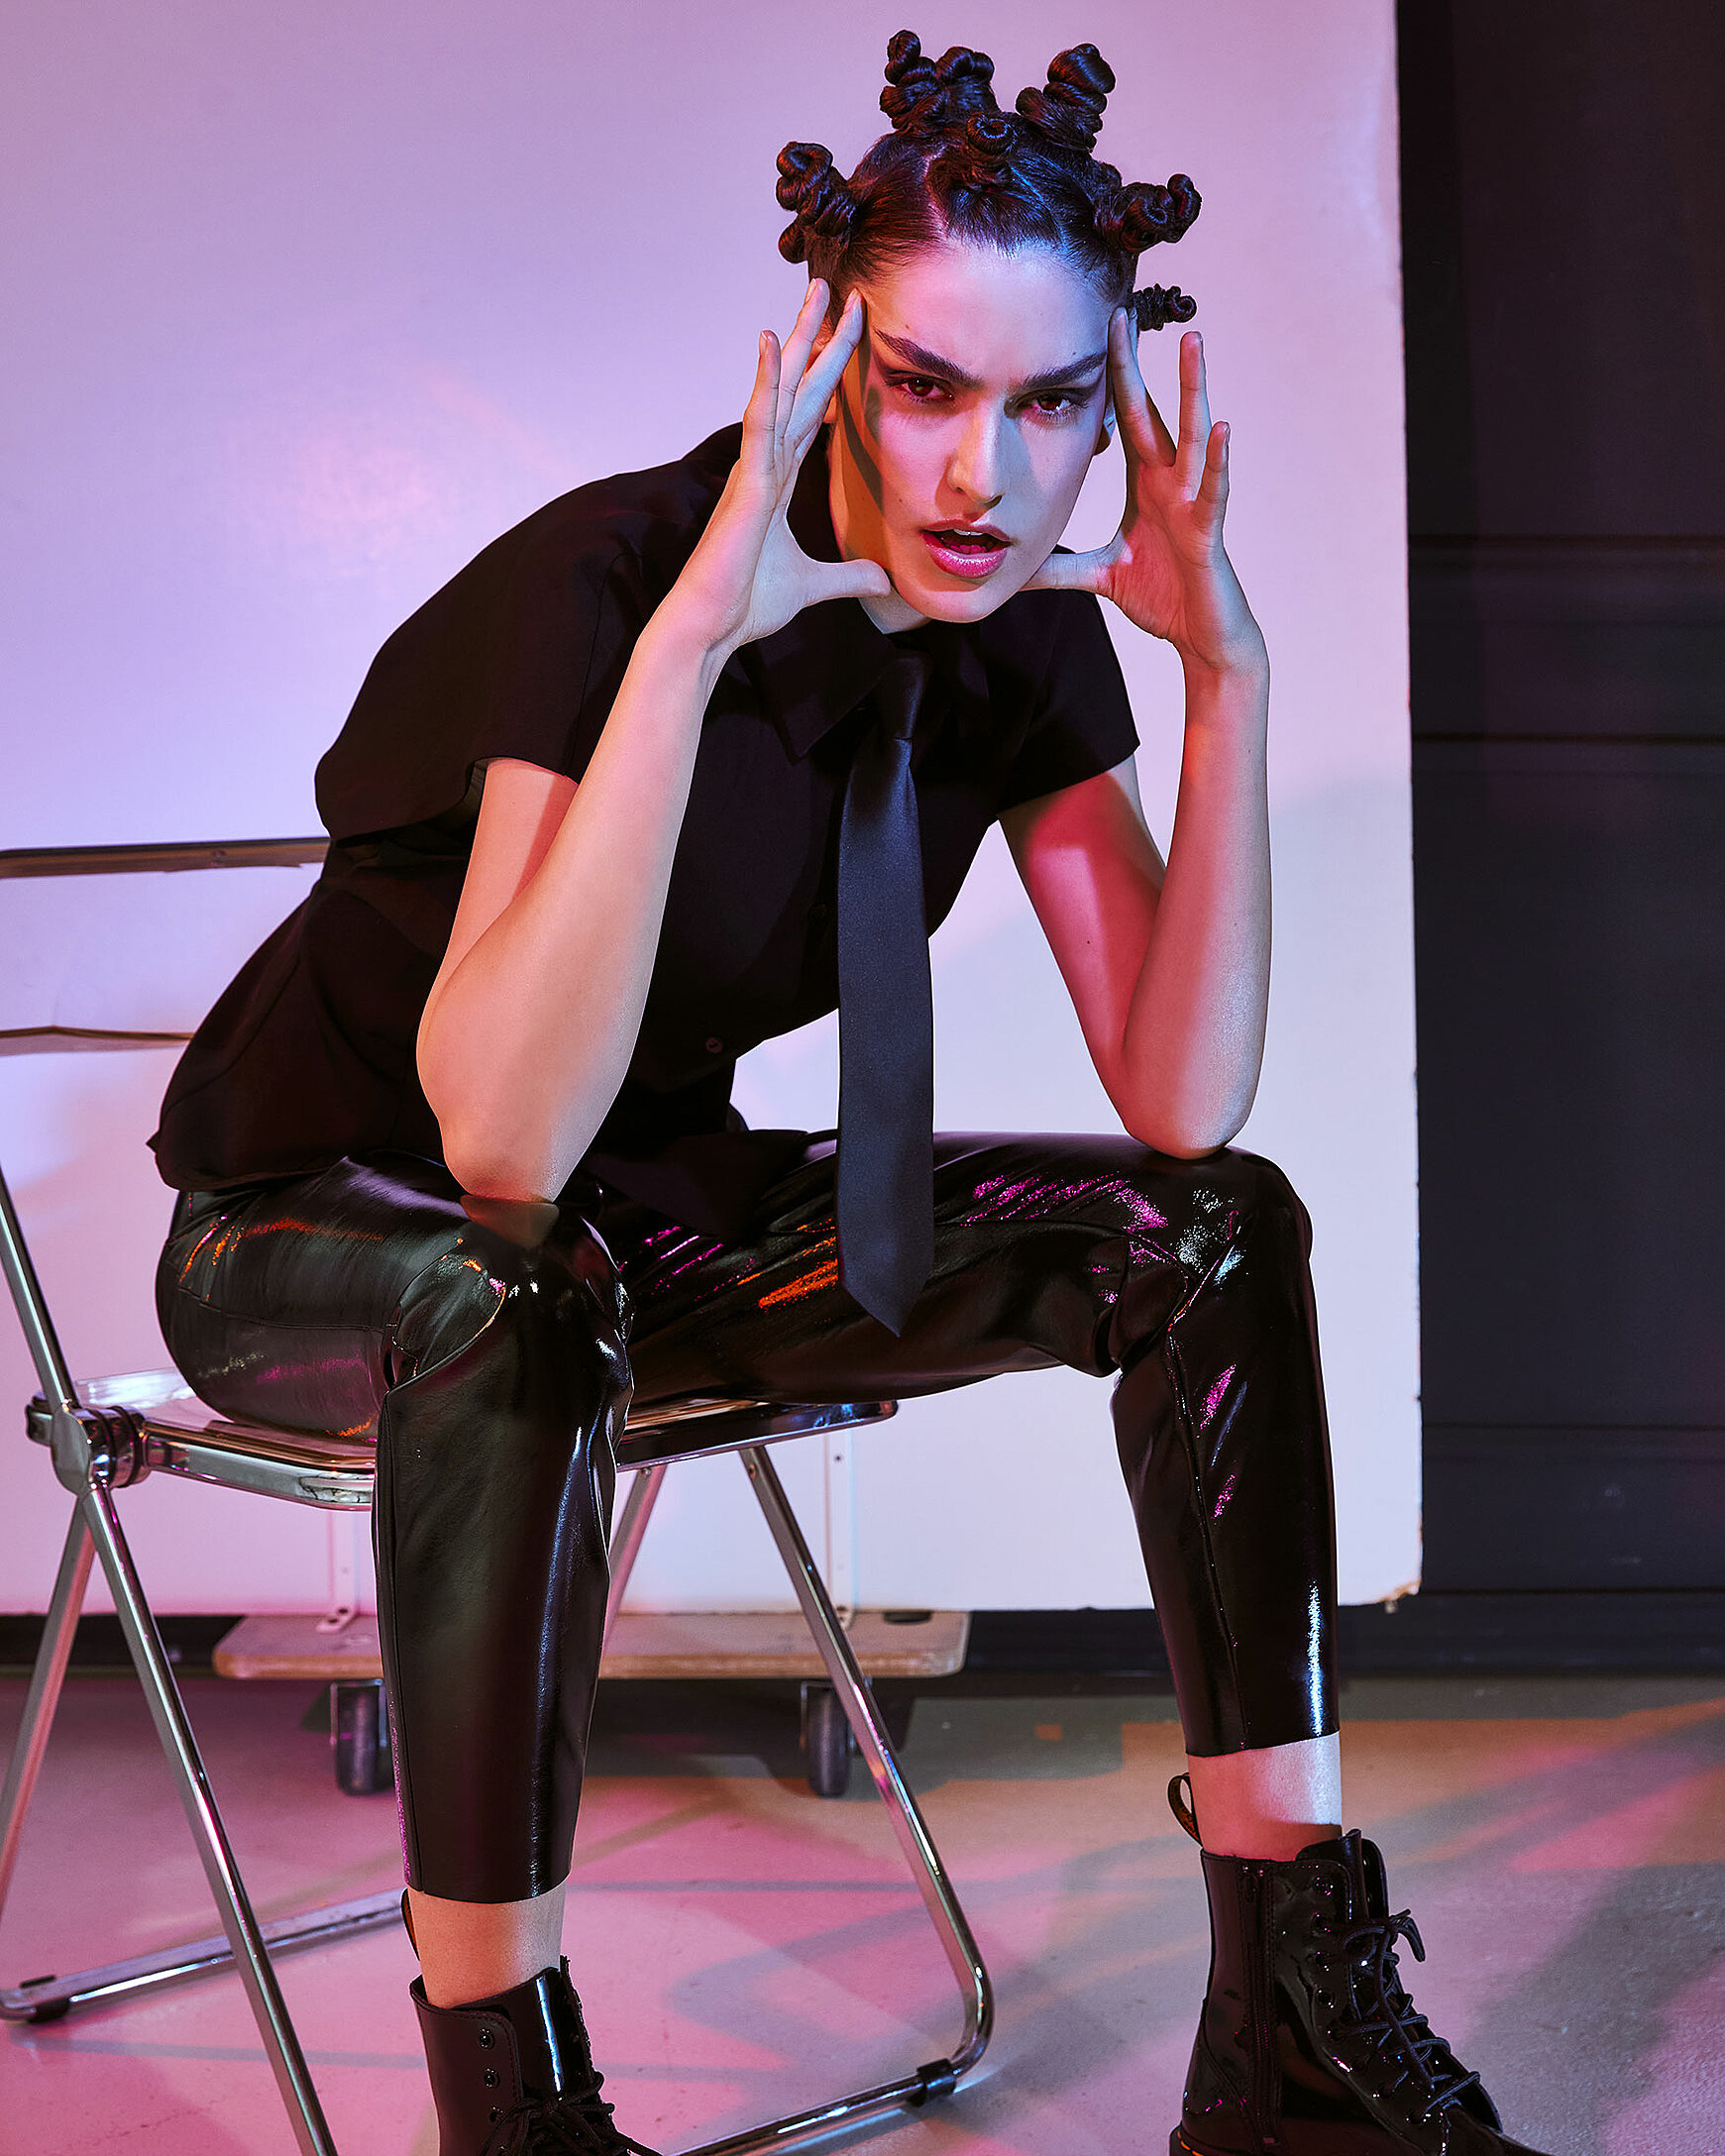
[{"left": 1172, "top": 2126, "right": 1414, "bottom": 2155}]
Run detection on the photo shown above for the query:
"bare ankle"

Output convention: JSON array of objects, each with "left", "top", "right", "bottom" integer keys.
[
  {"left": 408, "top": 1883, "right": 567, "bottom": 2009},
  {"left": 1184, "top": 1734, "right": 1343, "bottom": 1861}
]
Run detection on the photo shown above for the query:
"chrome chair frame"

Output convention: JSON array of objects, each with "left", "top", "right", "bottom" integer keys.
[{"left": 0, "top": 839, "right": 992, "bottom": 2156}]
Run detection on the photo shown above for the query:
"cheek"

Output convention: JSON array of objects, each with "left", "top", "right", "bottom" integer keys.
[
  {"left": 872, "top": 416, "right": 945, "bottom": 517},
  {"left": 1024, "top": 427, "right": 1100, "bottom": 524}
]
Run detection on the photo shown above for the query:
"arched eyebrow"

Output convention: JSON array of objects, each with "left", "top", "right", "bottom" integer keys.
[{"left": 872, "top": 331, "right": 1109, "bottom": 398}]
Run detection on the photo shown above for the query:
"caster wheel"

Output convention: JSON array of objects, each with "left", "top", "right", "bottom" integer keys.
[
  {"left": 803, "top": 1682, "right": 853, "bottom": 1798},
  {"left": 332, "top": 1678, "right": 393, "bottom": 1795}
]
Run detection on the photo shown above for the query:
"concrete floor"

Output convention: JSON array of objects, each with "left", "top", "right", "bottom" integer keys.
[{"left": 1, "top": 1670, "right": 1722, "bottom": 2154}]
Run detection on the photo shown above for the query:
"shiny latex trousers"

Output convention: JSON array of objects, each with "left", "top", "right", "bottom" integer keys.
[{"left": 157, "top": 1133, "right": 1338, "bottom": 1903}]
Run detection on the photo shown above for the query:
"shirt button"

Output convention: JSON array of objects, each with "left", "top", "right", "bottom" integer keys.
[{"left": 704, "top": 1035, "right": 724, "bottom": 1056}]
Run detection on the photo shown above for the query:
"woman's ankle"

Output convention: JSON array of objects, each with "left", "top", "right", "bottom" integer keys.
[
  {"left": 1183, "top": 1733, "right": 1342, "bottom": 1861},
  {"left": 408, "top": 1882, "right": 568, "bottom": 2008}
]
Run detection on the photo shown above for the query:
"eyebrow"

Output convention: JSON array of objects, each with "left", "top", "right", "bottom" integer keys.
[{"left": 871, "top": 331, "right": 1109, "bottom": 398}]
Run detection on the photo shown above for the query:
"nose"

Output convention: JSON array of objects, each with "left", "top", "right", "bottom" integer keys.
[{"left": 944, "top": 405, "right": 1007, "bottom": 514}]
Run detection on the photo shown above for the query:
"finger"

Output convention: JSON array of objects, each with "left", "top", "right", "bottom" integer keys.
[
  {"left": 1111, "top": 307, "right": 1174, "bottom": 467},
  {"left": 742, "top": 330, "right": 782, "bottom": 464},
  {"left": 789, "top": 288, "right": 863, "bottom": 445},
  {"left": 1022, "top": 539, "right": 1120, "bottom": 594},
  {"left": 1196, "top": 419, "right": 1230, "bottom": 520},
  {"left": 1174, "top": 331, "right": 1213, "bottom": 497},
  {"left": 777, "top": 280, "right": 829, "bottom": 443},
  {"left": 809, "top": 554, "right": 892, "bottom": 604}
]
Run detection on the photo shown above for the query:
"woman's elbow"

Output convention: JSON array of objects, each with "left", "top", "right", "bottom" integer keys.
[{"left": 1121, "top": 1095, "right": 1251, "bottom": 1161}]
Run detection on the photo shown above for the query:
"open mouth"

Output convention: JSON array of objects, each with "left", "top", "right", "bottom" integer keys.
[{"left": 920, "top": 525, "right": 1012, "bottom": 580}]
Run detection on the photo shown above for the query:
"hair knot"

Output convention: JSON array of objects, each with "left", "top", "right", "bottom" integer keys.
[
  {"left": 1132, "top": 283, "right": 1198, "bottom": 332},
  {"left": 775, "top": 142, "right": 856, "bottom": 265},
  {"left": 882, "top": 31, "right": 998, "bottom": 134},
  {"left": 949, "top": 111, "right": 1016, "bottom": 189},
  {"left": 1099, "top": 174, "right": 1202, "bottom": 254},
  {"left": 1016, "top": 44, "right": 1114, "bottom": 151}
]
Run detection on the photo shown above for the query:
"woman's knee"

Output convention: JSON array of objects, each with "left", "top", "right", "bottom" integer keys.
[{"left": 1195, "top": 1148, "right": 1311, "bottom": 1256}]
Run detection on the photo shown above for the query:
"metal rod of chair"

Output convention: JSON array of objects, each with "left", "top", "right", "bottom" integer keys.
[
  {"left": 741, "top": 1442, "right": 994, "bottom": 2082},
  {"left": 0, "top": 1889, "right": 405, "bottom": 2023},
  {"left": 80, "top": 1478, "right": 339, "bottom": 2156},
  {"left": 0, "top": 1509, "right": 94, "bottom": 1925},
  {"left": 0, "top": 1164, "right": 79, "bottom": 1410},
  {"left": 603, "top": 1463, "right": 667, "bottom": 1647},
  {"left": 681, "top": 2062, "right": 970, "bottom": 2156}
]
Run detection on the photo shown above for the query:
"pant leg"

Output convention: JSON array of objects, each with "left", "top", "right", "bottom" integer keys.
[
  {"left": 157, "top": 1153, "right": 629, "bottom": 1901},
  {"left": 608, "top": 1132, "right": 1336, "bottom": 1758}
]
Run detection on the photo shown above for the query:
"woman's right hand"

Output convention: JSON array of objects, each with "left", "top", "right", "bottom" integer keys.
[{"left": 667, "top": 281, "right": 891, "bottom": 657}]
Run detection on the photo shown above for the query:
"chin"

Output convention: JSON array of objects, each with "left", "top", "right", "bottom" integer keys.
[{"left": 891, "top": 562, "right": 1031, "bottom": 624}]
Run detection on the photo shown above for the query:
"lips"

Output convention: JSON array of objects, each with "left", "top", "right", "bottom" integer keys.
[{"left": 920, "top": 524, "right": 1012, "bottom": 581}]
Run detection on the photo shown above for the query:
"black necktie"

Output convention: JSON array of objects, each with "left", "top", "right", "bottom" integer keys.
[{"left": 836, "top": 652, "right": 934, "bottom": 1334}]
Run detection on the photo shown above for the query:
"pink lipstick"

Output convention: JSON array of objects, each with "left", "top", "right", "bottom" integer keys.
[{"left": 920, "top": 524, "right": 1011, "bottom": 580}]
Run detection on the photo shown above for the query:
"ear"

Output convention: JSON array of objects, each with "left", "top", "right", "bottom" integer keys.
[{"left": 1094, "top": 395, "right": 1117, "bottom": 459}]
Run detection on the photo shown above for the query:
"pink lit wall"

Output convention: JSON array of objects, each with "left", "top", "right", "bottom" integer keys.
[{"left": 0, "top": 1, "right": 1416, "bottom": 1613}]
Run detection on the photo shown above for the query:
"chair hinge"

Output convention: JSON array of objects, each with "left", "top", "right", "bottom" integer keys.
[{"left": 43, "top": 1401, "right": 150, "bottom": 1494}]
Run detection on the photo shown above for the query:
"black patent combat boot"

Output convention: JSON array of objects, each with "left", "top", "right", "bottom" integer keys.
[
  {"left": 412, "top": 1960, "right": 659, "bottom": 2156},
  {"left": 1168, "top": 1782, "right": 1551, "bottom": 2155}
]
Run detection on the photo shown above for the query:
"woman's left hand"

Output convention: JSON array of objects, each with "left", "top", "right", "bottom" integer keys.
[{"left": 1025, "top": 315, "right": 1266, "bottom": 678}]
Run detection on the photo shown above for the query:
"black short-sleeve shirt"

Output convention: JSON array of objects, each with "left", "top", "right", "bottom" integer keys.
[{"left": 151, "top": 424, "right": 1139, "bottom": 1236}]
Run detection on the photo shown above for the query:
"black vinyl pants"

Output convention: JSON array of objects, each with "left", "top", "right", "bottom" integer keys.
[{"left": 157, "top": 1133, "right": 1338, "bottom": 1903}]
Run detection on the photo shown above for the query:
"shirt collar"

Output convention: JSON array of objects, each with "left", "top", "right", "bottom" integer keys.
[{"left": 742, "top": 429, "right": 988, "bottom": 760}]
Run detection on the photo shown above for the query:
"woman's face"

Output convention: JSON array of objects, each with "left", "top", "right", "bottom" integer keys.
[{"left": 823, "top": 239, "right": 1118, "bottom": 631}]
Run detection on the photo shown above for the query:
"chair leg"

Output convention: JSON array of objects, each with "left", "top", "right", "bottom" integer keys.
[
  {"left": 712, "top": 1442, "right": 993, "bottom": 2156},
  {"left": 0, "top": 1504, "right": 93, "bottom": 1922},
  {"left": 603, "top": 1462, "right": 666, "bottom": 1646},
  {"left": 79, "top": 1477, "right": 339, "bottom": 2156}
]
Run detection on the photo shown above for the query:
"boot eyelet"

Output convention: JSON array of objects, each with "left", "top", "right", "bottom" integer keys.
[
  {"left": 485, "top": 2068, "right": 499, "bottom": 2087},
  {"left": 478, "top": 2028, "right": 495, "bottom": 2048}
]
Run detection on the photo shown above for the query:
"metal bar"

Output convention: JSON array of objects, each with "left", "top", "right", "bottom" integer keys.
[
  {"left": 0, "top": 1889, "right": 402, "bottom": 2023},
  {"left": 82, "top": 1478, "right": 337, "bottom": 2156},
  {"left": 0, "top": 838, "right": 327, "bottom": 880},
  {"left": 603, "top": 1463, "right": 666, "bottom": 1646},
  {"left": 0, "top": 1508, "right": 94, "bottom": 1921},
  {"left": 741, "top": 1444, "right": 993, "bottom": 2080},
  {"left": 0, "top": 1163, "right": 78, "bottom": 1409},
  {"left": 679, "top": 2064, "right": 965, "bottom": 2156}
]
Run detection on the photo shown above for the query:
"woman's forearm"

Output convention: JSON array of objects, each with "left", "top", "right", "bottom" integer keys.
[
  {"left": 1119, "top": 651, "right": 1271, "bottom": 1155},
  {"left": 417, "top": 604, "right": 730, "bottom": 1198}
]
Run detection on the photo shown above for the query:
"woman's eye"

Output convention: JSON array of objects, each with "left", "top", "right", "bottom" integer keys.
[
  {"left": 1027, "top": 392, "right": 1077, "bottom": 417},
  {"left": 891, "top": 375, "right": 947, "bottom": 402}
]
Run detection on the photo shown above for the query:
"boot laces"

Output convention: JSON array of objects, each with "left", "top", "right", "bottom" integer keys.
[
  {"left": 1331, "top": 1907, "right": 1481, "bottom": 2124},
  {"left": 480, "top": 2071, "right": 659, "bottom": 2156}
]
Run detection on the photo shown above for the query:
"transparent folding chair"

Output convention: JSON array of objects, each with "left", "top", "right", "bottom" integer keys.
[{"left": 0, "top": 838, "right": 992, "bottom": 2156}]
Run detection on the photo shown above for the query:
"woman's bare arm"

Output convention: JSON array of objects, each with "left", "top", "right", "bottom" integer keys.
[
  {"left": 1003, "top": 655, "right": 1269, "bottom": 1157},
  {"left": 1019, "top": 319, "right": 1271, "bottom": 1155},
  {"left": 416, "top": 282, "right": 887, "bottom": 1199}
]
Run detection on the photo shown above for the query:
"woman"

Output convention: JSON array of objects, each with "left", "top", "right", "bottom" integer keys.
[{"left": 152, "top": 35, "right": 1548, "bottom": 2156}]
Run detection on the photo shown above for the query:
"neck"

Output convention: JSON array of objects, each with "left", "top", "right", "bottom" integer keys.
[{"left": 825, "top": 424, "right": 927, "bottom": 635}]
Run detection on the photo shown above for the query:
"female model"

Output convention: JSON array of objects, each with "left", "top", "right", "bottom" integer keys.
[{"left": 152, "top": 34, "right": 1549, "bottom": 2156}]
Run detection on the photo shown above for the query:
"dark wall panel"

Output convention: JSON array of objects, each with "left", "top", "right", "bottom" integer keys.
[{"left": 1400, "top": 3, "right": 1725, "bottom": 1594}]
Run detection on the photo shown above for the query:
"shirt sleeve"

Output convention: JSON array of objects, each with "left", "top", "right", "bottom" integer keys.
[
  {"left": 314, "top": 515, "right": 658, "bottom": 838},
  {"left": 470, "top": 532, "right": 650, "bottom": 786},
  {"left": 995, "top": 590, "right": 1140, "bottom": 812}
]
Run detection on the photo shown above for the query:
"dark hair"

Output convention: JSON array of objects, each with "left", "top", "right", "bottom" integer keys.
[{"left": 776, "top": 33, "right": 1199, "bottom": 332}]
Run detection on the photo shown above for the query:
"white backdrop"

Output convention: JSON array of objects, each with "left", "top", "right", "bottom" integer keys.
[{"left": 0, "top": 0, "right": 1418, "bottom": 1615}]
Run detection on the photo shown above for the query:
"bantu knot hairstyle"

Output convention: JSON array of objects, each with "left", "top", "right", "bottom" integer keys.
[
  {"left": 776, "top": 31, "right": 1200, "bottom": 326},
  {"left": 775, "top": 143, "right": 856, "bottom": 265}
]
